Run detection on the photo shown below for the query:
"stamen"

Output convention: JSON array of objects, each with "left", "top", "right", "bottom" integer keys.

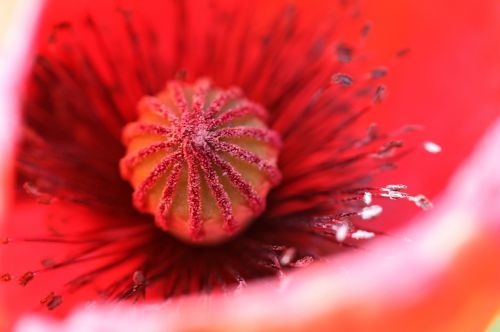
[
  {"left": 335, "top": 223, "right": 350, "bottom": 242},
  {"left": 22, "top": 182, "right": 55, "bottom": 204},
  {"left": 332, "top": 73, "right": 354, "bottom": 86},
  {"left": 19, "top": 271, "right": 35, "bottom": 286},
  {"left": 373, "top": 85, "right": 386, "bottom": 103},
  {"left": 370, "top": 67, "right": 388, "bottom": 79},
  {"left": 363, "top": 192, "right": 373, "bottom": 205},
  {"left": 423, "top": 141, "right": 442, "bottom": 154},
  {"left": 41, "top": 292, "right": 63, "bottom": 310},
  {"left": 1, "top": 273, "right": 12, "bottom": 282},
  {"left": 396, "top": 48, "right": 411, "bottom": 58},
  {"left": 359, "top": 205, "right": 383, "bottom": 220},
  {"left": 279, "top": 248, "right": 297, "bottom": 266},
  {"left": 289, "top": 256, "right": 314, "bottom": 268},
  {"left": 8, "top": 2, "right": 436, "bottom": 312},
  {"left": 408, "top": 194, "right": 434, "bottom": 210},
  {"left": 381, "top": 190, "right": 408, "bottom": 199},
  {"left": 336, "top": 43, "right": 353, "bottom": 63},
  {"left": 351, "top": 230, "right": 375, "bottom": 240}
]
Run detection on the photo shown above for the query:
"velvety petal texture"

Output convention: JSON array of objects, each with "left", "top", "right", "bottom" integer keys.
[
  {"left": 13, "top": 117, "right": 500, "bottom": 331},
  {"left": 1, "top": 0, "right": 499, "bottom": 330},
  {"left": 14, "top": 116, "right": 500, "bottom": 331}
]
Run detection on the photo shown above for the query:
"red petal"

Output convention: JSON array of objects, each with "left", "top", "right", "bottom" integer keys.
[{"left": 15, "top": 116, "right": 500, "bottom": 332}]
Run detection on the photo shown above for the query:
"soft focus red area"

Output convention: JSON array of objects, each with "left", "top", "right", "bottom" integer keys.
[
  {"left": 46, "top": 118, "right": 499, "bottom": 332},
  {"left": 14, "top": 115, "right": 500, "bottom": 330},
  {"left": 363, "top": 0, "right": 500, "bottom": 227},
  {"left": 24, "top": 0, "right": 500, "bottom": 229},
  {"left": 2, "top": 0, "right": 500, "bottom": 330},
  {"left": 1, "top": 204, "right": 133, "bottom": 322}
]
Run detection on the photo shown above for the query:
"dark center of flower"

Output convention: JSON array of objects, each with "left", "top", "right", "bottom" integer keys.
[
  {"left": 0, "top": 2, "right": 438, "bottom": 321},
  {"left": 119, "top": 79, "right": 282, "bottom": 244}
]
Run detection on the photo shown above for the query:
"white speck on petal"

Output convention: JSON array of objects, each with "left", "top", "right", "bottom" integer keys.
[
  {"left": 351, "top": 230, "right": 375, "bottom": 240},
  {"left": 335, "top": 224, "right": 349, "bottom": 242},
  {"left": 359, "top": 205, "right": 383, "bottom": 220},
  {"left": 380, "top": 190, "right": 408, "bottom": 200},
  {"left": 381, "top": 185, "right": 409, "bottom": 199},
  {"left": 279, "top": 248, "right": 296, "bottom": 266},
  {"left": 408, "top": 194, "right": 434, "bottom": 210},
  {"left": 363, "top": 192, "right": 372, "bottom": 205},
  {"left": 385, "top": 184, "right": 407, "bottom": 191},
  {"left": 423, "top": 141, "right": 442, "bottom": 154}
]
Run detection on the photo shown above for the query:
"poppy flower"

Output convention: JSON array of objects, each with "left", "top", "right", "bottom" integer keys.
[{"left": 1, "top": 0, "right": 500, "bottom": 331}]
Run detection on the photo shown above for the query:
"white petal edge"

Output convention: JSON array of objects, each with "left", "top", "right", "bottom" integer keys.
[{"left": 0, "top": 0, "right": 44, "bottom": 217}]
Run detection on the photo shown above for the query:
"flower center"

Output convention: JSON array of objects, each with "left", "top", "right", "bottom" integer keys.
[{"left": 120, "top": 79, "right": 282, "bottom": 244}]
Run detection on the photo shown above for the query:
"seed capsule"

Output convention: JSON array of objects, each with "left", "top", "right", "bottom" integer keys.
[{"left": 120, "top": 79, "right": 281, "bottom": 244}]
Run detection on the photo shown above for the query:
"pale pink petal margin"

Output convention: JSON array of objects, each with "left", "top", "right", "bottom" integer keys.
[
  {"left": 0, "top": 0, "right": 43, "bottom": 216},
  {"left": 14, "top": 116, "right": 500, "bottom": 331}
]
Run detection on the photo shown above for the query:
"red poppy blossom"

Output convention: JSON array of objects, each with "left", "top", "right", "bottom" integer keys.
[{"left": 1, "top": 0, "right": 499, "bottom": 331}]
